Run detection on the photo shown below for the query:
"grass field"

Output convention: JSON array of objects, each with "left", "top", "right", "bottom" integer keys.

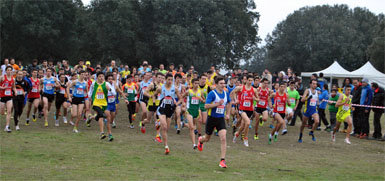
[{"left": 1, "top": 102, "right": 384, "bottom": 180}]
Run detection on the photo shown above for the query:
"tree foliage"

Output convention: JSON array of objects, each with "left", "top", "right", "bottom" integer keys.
[
  {"left": 264, "top": 4, "right": 383, "bottom": 73},
  {"left": 0, "top": 0, "right": 260, "bottom": 70}
]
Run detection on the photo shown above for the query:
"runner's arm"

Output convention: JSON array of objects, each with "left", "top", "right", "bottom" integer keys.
[
  {"left": 301, "top": 89, "right": 309, "bottom": 102},
  {"left": 334, "top": 95, "right": 344, "bottom": 107}
]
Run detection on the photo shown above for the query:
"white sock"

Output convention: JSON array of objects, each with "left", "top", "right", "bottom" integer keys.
[
  {"left": 275, "top": 131, "right": 278, "bottom": 135},
  {"left": 269, "top": 134, "right": 272, "bottom": 138}
]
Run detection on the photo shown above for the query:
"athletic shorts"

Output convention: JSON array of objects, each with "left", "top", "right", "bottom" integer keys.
[
  {"left": 107, "top": 103, "right": 116, "bottom": 112},
  {"left": 139, "top": 97, "right": 149, "bottom": 106},
  {"left": 28, "top": 98, "right": 39, "bottom": 103},
  {"left": 55, "top": 95, "right": 67, "bottom": 109},
  {"left": 303, "top": 108, "right": 318, "bottom": 118},
  {"left": 0, "top": 96, "right": 12, "bottom": 103},
  {"left": 206, "top": 116, "right": 226, "bottom": 135},
  {"left": 115, "top": 98, "right": 120, "bottom": 104},
  {"left": 239, "top": 110, "right": 253, "bottom": 118},
  {"left": 188, "top": 109, "right": 200, "bottom": 119},
  {"left": 72, "top": 97, "right": 85, "bottom": 105},
  {"left": 157, "top": 106, "right": 175, "bottom": 118},
  {"left": 199, "top": 103, "right": 207, "bottom": 112},
  {"left": 147, "top": 105, "right": 158, "bottom": 112},
  {"left": 336, "top": 112, "right": 350, "bottom": 123},
  {"left": 273, "top": 112, "right": 285, "bottom": 119},
  {"left": 43, "top": 93, "right": 55, "bottom": 103},
  {"left": 255, "top": 107, "right": 267, "bottom": 114},
  {"left": 93, "top": 106, "right": 106, "bottom": 121},
  {"left": 286, "top": 107, "right": 293, "bottom": 115}
]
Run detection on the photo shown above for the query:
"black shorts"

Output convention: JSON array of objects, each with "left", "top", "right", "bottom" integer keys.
[
  {"left": 139, "top": 97, "right": 149, "bottom": 105},
  {"left": 93, "top": 106, "right": 106, "bottom": 121},
  {"left": 206, "top": 116, "right": 227, "bottom": 135},
  {"left": 255, "top": 107, "right": 267, "bottom": 114},
  {"left": 157, "top": 106, "right": 175, "bottom": 118},
  {"left": 273, "top": 112, "right": 286, "bottom": 119},
  {"left": 43, "top": 93, "right": 55, "bottom": 103},
  {"left": 72, "top": 97, "right": 85, "bottom": 105},
  {"left": 239, "top": 110, "right": 253, "bottom": 118},
  {"left": 55, "top": 94, "right": 67, "bottom": 109},
  {"left": 0, "top": 96, "right": 12, "bottom": 103},
  {"left": 148, "top": 105, "right": 158, "bottom": 112},
  {"left": 28, "top": 98, "right": 39, "bottom": 103}
]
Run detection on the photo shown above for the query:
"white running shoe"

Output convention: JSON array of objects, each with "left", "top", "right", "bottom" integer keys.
[
  {"left": 344, "top": 138, "right": 351, "bottom": 145},
  {"left": 243, "top": 139, "right": 249, "bottom": 147},
  {"left": 73, "top": 127, "right": 79, "bottom": 133},
  {"left": 15, "top": 125, "right": 20, "bottom": 131},
  {"left": 55, "top": 120, "right": 59, "bottom": 127},
  {"left": 233, "top": 133, "right": 238, "bottom": 143},
  {"left": 331, "top": 132, "right": 336, "bottom": 142},
  {"left": 63, "top": 117, "right": 68, "bottom": 124},
  {"left": 4, "top": 126, "right": 11, "bottom": 132},
  {"left": 69, "top": 121, "right": 75, "bottom": 126}
]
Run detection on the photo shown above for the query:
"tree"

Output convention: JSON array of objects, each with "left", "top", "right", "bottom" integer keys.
[{"left": 367, "top": 14, "right": 385, "bottom": 73}]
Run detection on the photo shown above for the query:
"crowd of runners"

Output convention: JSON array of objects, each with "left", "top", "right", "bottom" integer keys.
[{"left": 1, "top": 58, "right": 384, "bottom": 168}]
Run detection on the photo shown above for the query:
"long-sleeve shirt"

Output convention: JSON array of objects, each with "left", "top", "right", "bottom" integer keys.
[
  {"left": 360, "top": 85, "right": 373, "bottom": 110},
  {"left": 318, "top": 89, "right": 329, "bottom": 109}
]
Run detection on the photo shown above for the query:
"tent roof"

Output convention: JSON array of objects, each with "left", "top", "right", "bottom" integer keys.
[
  {"left": 301, "top": 61, "right": 351, "bottom": 77},
  {"left": 350, "top": 61, "right": 385, "bottom": 88}
]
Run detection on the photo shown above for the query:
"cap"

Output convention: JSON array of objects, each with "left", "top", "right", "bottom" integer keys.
[
  {"left": 86, "top": 61, "right": 91, "bottom": 65},
  {"left": 362, "top": 78, "right": 369, "bottom": 83}
]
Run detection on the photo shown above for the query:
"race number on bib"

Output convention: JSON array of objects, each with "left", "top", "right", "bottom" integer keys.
[
  {"left": 16, "top": 89, "right": 24, "bottom": 96},
  {"left": 127, "top": 88, "right": 133, "bottom": 94},
  {"left": 96, "top": 92, "right": 104, "bottom": 99},
  {"left": 243, "top": 101, "right": 251, "bottom": 107},
  {"left": 290, "top": 98, "right": 295, "bottom": 105},
  {"left": 108, "top": 96, "right": 115, "bottom": 103},
  {"left": 46, "top": 84, "right": 53, "bottom": 90},
  {"left": 60, "top": 87, "right": 66, "bottom": 94},
  {"left": 4, "top": 89, "right": 11, "bottom": 96},
  {"left": 191, "top": 97, "right": 199, "bottom": 105},
  {"left": 77, "top": 88, "right": 84, "bottom": 95},
  {"left": 258, "top": 100, "right": 265, "bottom": 106},
  {"left": 216, "top": 105, "right": 225, "bottom": 114},
  {"left": 343, "top": 104, "right": 350, "bottom": 111},
  {"left": 32, "top": 87, "right": 38, "bottom": 93},
  {"left": 310, "top": 99, "right": 317, "bottom": 106},
  {"left": 277, "top": 105, "right": 284, "bottom": 112},
  {"left": 163, "top": 97, "right": 173, "bottom": 104}
]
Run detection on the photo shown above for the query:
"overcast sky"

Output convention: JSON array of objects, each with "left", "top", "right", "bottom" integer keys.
[{"left": 82, "top": 0, "right": 384, "bottom": 44}]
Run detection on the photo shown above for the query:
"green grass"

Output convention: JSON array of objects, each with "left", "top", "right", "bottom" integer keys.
[{"left": 1, "top": 103, "right": 384, "bottom": 180}]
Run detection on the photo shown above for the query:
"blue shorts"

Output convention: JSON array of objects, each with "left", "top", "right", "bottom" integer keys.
[
  {"left": 107, "top": 103, "right": 116, "bottom": 112},
  {"left": 303, "top": 109, "right": 318, "bottom": 118}
]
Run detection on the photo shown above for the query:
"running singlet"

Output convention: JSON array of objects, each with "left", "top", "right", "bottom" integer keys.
[
  {"left": 73, "top": 81, "right": 86, "bottom": 98},
  {"left": 107, "top": 84, "right": 117, "bottom": 104},
  {"left": 273, "top": 92, "right": 287, "bottom": 114},
  {"left": 91, "top": 82, "right": 108, "bottom": 107},
  {"left": 43, "top": 77, "right": 55, "bottom": 94},
  {"left": 123, "top": 82, "right": 137, "bottom": 102},
  {"left": 0, "top": 75, "right": 14, "bottom": 97},
  {"left": 139, "top": 80, "right": 151, "bottom": 100},
  {"left": 226, "top": 84, "right": 236, "bottom": 94},
  {"left": 158, "top": 84, "right": 177, "bottom": 108},
  {"left": 28, "top": 78, "right": 40, "bottom": 98},
  {"left": 239, "top": 85, "right": 254, "bottom": 111},
  {"left": 206, "top": 89, "right": 230, "bottom": 118},
  {"left": 336, "top": 94, "right": 352, "bottom": 122},
  {"left": 304, "top": 89, "right": 318, "bottom": 112},
  {"left": 14, "top": 79, "right": 28, "bottom": 97},
  {"left": 257, "top": 87, "right": 269, "bottom": 108},
  {"left": 187, "top": 89, "right": 201, "bottom": 110}
]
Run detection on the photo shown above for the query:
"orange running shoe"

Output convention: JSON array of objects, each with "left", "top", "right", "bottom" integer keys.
[
  {"left": 155, "top": 135, "right": 162, "bottom": 143},
  {"left": 165, "top": 146, "right": 170, "bottom": 155},
  {"left": 219, "top": 160, "right": 227, "bottom": 168},
  {"left": 197, "top": 136, "right": 204, "bottom": 151},
  {"left": 141, "top": 126, "right": 146, "bottom": 134}
]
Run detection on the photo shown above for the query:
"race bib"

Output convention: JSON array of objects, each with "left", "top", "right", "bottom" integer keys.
[
  {"left": 77, "top": 88, "right": 84, "bottom": 95},
  {"left": 191, "top": 97, "right": 199, "bottom": 105},
  {"left": 127, "top": 88, "right": 133, "bottom": 94},
  {"left": 258, "top": 100, "right": 266, "bottom": 106},
  {"left": 163, "top": 97, "right": 173, "bottom": 104},
  {"left": 32, "top": 87, "right": 38, "bottom": 93},
  {"left": 60, "top": 87, "right": 66, "bottom": 94},
  {"left": 343, "top": 104, "right": 350, "bottom": 111},
  {"left": 310, "top": 99, "right": 317, "bottom": 106},
  {"left": 46, "top": 84, "right": 53, "bottom": 90},
  {"left": 290, "top": 98, "right": 295, "bottom": 105},
  {"left": 216, "top": 105, "right": 225, "bottom": 114},
  {"left": 16, "top": 89, "right": 24, "bottom": 96},
  {"left": 96, "top": 92, "right": 104, "bottom": 99},
  {"left": 243, "top": 100, "right": 251, "bottom": 107},
  {"left": 277, "top": 105, "right": 284, "bottom": 112},
  {"left": 4, "top": 89, "right": 11, "bottom": 96},
  {"left": 108, "top": 95, "right": 115, "bottom": 103}
]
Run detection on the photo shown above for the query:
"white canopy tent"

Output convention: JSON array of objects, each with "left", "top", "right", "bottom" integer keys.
[
  {"left": 349, "top": 62, "right": 385, "bottom": 88},
  {"left": 301, "top": 61, "right": 352, "bottom": 88}
]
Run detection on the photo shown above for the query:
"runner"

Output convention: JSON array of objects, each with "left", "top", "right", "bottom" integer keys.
[
  {"left": 139, "top": 71, "right": 152, "bottom": 133},
  {"left": 67, "top": 70, "right": 88, "bottom": 132},
  {"left": 268, "top": 82, "right": 291, "bottom": 144},
  {"left": 298, "top": 79, "right": 320, "bottom": 143},
  {"left": 282, "top": 81, "right": 300, "bottom": 135},
  {"left": 105, "top": 73, "right": 125, "bottom": 140},
  {"left": 40, "top": 68, "right": 59, "bottom": 127},
  {"left": 183, "top": 78, "right": 205, "bottom": 149},
  {"left": 174, "top": 73, "right": 185, "bottom": 134},
  {"left": 55, "top": 73, "right": 69, "bottom": 126},
  {"left": 226, "top": 76, "right": 237, "bottom": 128},
  {"left": 152, "top": 73, "right": 180, "bottom": 154},
  {"left": 331, "top": 85, "right": 353, "bottom": 144},
  {"left": 123, "top": 76, "right": 137, "bottom": 128},
  {"left": 111, "top": 70, "right": 122, "bottom": 128},
  {"left": 26, "top": 69, "right": 40, "bottom": 125},
  {"left": 88, "top": 72, "right": 115, "bottom": 140},
  {"left": 0, "top": 66, "right": 15, "bottom": 132},
  {"left": 144, "top": 73, "right": 164, "bottom": 143},
  {"left": 253, "top": 78, "right": 272, "bottom": 140},
  {"left": 13, "top": 71, "right": 30, "bottom": 131},
  {"left": 197, "top": 76, "right": 231, "bottom": 168},
  {"left": 84, "top": 71, "right": 93, "bottom": 126},
  {"left": 197, "top": 74, "right": 210, "bottom": 137},
  {"left": 231, "top": 75, "right": 258, "bottom": 147}
]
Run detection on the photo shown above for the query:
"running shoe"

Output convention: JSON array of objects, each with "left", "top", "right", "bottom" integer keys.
[
  {"left": 176, "top": 129, "right": 181, "bottom": 134},
  {"left": 259, "top": 116, "right": 263, "bottom": 126},
  {"left": 4, "top": 126, "right": 11, "bottom": 133},
  {"left": 274, "top": 134, "right": 278, "bottom": 142},
  {"left": 269, "top": 124, "right": 274, "bottom": 129},
  {"left": 233, "top": 132, "right": 239, "bottom": 143},
  {"left": 193, "top": 145, "right": 197, "bottom": 150},
  {"left": 129, "top": 124, "right": 134, "bottom": 129},
  {"left": 32, "top": 114, "right": 36, "bottom": 122},
  {"left": 194, "top": 129, "right": 198, "bottom": 135},
  {"left": 219, "top": 160, "right": 227, "bottom": 168},
  {"left": 69, "top": 121, "right": 75, "bottom": 126},
  {"left": 268, "top": 134, "right": 272, "bottom": 145},
  {"left": 281, "top": 129, "right": 287, "bottom": 135},
  {"left": 44, "top": 121, "right": 48, "bottom": 127},
  {"left": 298, "top": 133, "right": 303, "bottom": 143},
  {"left": 309, "top": 131, "right": 316, "bottom": 141},
  {"left": 197, "top": 136, "right": 204, "bottom": 151},
  {"left": 73, "top": 127, "right": 79, "bottom": 133},
  {"left": 243, "top": 137, "right": 249, "bottom": 147},
  {"left": 15, "top": 125, "right": 20, "bottom": 131},
  {"left": 344, "top": 138, "right": 351, "bottom": 145},
  {"left": 25, "top": 119, "right": 30, "bottom": 126},
  {"left": 100, "top": 132, "right": 107, "bottom": 139},
  {"left": 165, "top": 146, "right": 170, "bottom": 155},
  {"left": 63, "top": 117, "right": 68, "bottom": 124},
  {"left": 112, "top": 121, "right": 116, "bottom": 128},
  {"left": 108, "top": 134, "right": 114, "bottom": 142},
  {"left": 155, "top": 135, "right": 162, "bottom": 143},
  {"left": 141, "top": 125, "right": 146, "bottom": 134},
  {"left": 331, "top": 132, "right": 335, "bottom": 142},
  {"left": 55, "top": 120, "right": 59, "bottom": 127},
  {"left": 254, "top": 134, "right": 259, "bottom": 140},
  {"left": 132, "top": 113, "right": 136, "bottom": 121}
]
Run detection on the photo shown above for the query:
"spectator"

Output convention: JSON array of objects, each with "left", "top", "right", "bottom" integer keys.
[
  {"left": 318, "top": 84, "right": 330, "bottom": 131},
  {"left": 27, "top": 59, "right": 40, "bottom": 76},
  {"left": 118, "top": 64, "right": 124, "bottom": 72},
  {"left": 168, "top": 63, "right": 176, "bottom": 76},
  {"left": 1, "top": 58, "right": 10, "bottom": 75},
  {"left": 10, "top": 58, "right": 20, "bottom": 71},
  {"left": 289, "top": 77, "right": 304, "bottom": 126},
  {"left": 177, "top": 64, "right": 185, "bottom": 76},
  {"left": 369, "top": 82, "right": 384, "bottom": 140},
  {"left": 159, "top": 64, "right": 167, "bottom": 74},
  {"left": 342, "top": 78, "right": 354, "bottom": 93},
  {"left": 18, "top": 60, "right": 24, "bottom": 70},
  {"left": 120, "top": 65, "right": 130, "bottom": 79},
  {"left": 351, "top": 79, "right": 362, "bottom": 136},
  {"left": 328, "top": 89, "right": 339, "bottom": 130},
  {"left": 317, "top": 72, "right": 328, "bottom": 90},
  {"left": 62, "top": 60, "right": 72, "bottom": 76},
  {"left": 358, "top": 78, "right": 373, "bottom": 139},
  {"left": 86, "top": 61, "right": 94, "bottom": 73}
]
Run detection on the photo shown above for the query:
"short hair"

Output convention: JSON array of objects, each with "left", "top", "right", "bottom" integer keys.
[
  {"left": 207, "top": 70, "right": 213, "bottom": 75},
  {"left": 214, "top": 76, "right": 225, "bottom": 84},
  {"left": 156, "top": 72, "right": 164, "bottom": 77},
  {"left": 192, "top": 78, "right": 199, "bottom": 83},
  {"left": 310, "top": 79, "right": 317, "bottom": 84},
  {"left": 319, "top": 72, "right": 324, "bottom": 78},
  {"left": 5, "top": 66, "right": 13, "bottom": 71},
  {"left": 106, "top": 73, "right": 114, "bottom": 79},
  {"left": 371, "top": 82, "right": 379, "bottom": 89},
  {"left": 247, "top": 75, "right": 254, "bottom": 80},
  {"left": 165, "top": 73, "right": 173, "bottom": 79},
  {"left": 79, "top": 70, "right": 85, "bottom": 74},
  {"left": 96, "top": 72, "right": 104, "bottom": 78},
  {"left": 175, "top": 73, "right": 182, "bottom": 79},
  {"left": 261, "top": 78, "right": 268, "bottom": 82},
  {"left": 323, "top": 84, "right": 328, "bottom": 90},
  {"left": 331, "top": 89, "right": 337, "bottom": 93},
  {"left": 289, "top": 81, "right": 295, "bottom": 85}
]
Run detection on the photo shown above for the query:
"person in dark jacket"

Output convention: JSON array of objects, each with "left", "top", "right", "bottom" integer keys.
[
  {"left": 26, "top": 59, "right": 40, "bottom": 76},
  {"left": 358, "top": 78, "right": 373, "bottom": 139},
  {"left": 351, "top": 79, "right": 362, "bottom": 136},
  {"left": 369, "top": 83, "right": 384, "bottom": 140}
]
